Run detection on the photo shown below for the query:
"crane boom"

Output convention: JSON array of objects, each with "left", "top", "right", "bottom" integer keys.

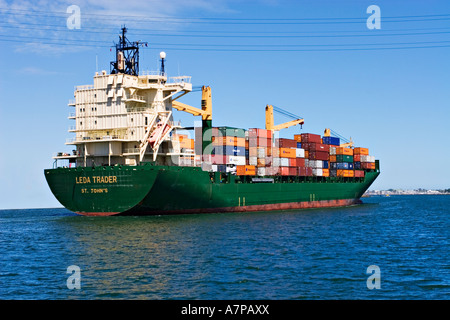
[
  {"left": 265, "top": 105, "right": 304, "bottom": 131},
  {"left": 171, "top": 86, "right": 212, "bottom": 121}
]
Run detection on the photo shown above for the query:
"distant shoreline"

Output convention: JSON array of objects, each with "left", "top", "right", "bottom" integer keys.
[{"left": 365, "top": 189, "right": 450, "bottom": 196}]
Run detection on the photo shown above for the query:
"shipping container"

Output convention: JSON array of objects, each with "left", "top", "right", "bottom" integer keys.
[
  {"left": 249, "top": 156, "right": 257, "bottom": 166},
  {"left": 293, "top": 134, "right": 302, "bottom": 142},
  {"left": 329, "top": 146, "right": 336, "bottom": 155},
  {"left": 335, "top": 154, "right": 354, "bottom": 163},
  {"left": 354, "top": 170, "right": 365, "bottom": 177},
  {"left": 354, "top": 154, "right": 361, "bottom": 162},
  {"left": 329, "top": 169, "right": 337, "bottom": 177},
  {"left": 280, "top": 167, "right": 290, "bottom": 176},
  {"left": 248, "top": 128, "right": 272, "bottom": 139},
  {"left": 323, "top": 161, "right": 329, "bottom": 169},
  {"left": 214, "top": 145, "right": 246, "bottom": 156},
  {"left": 295, "top": 148, "right": 305, "bottom": 158},
  {"left": 279, "top": 148, "right": 296, "bottom": 158},
  {"left": 257, "top": 147, "right": 266, "bottom": 158},
  {"left": 308, "top": 151, "right": 329, "bottom": 161},
  {"left": 361, "top": 162, "right": 376, "bottom": 170},
  {"left": 298, "top": 167, "right": 313, "bottom": 176},
  {"left": 303, "top": 142, "right": 330, "bottom": 152},
  {"left": 265, "top": 156, "right": 273, "bottom": 167},
  {"left": 354, "top": 147, "right": 369, "bottom": 155},
  {"left": 249, "top": 136, "right": 272, "bottom": 148},
  {"left": 296, "top": 158, "right": 306, "bottom": 167},
  {"left": 228, "top": 156, "right": 246, "bottom": 166},
  {"left": 348, "top": 163, "right": 354, "bottom": 170},
  {"left": 213, "top": 126, "right": 246, "bottom": 138},
  {"left": 237, "top": 165, "right": 256, "bottom": 175},
  {"left": 322, "top": 136, "right": 340, "bottom": 146},
  {"left": 336, "top": 162, "right": 349, "bottom": 170},
  {"left": 337, "top": 169, "right": 354, "bottom": 177},
  {"left": 211, "top": 155, "right": 228, "bottom": 165},
  {"left": 296, "top": 142, "right": 302, "bottom": 148},
  {"left": 336, "top": 147, "right": 353, "bottom": 156},
  {"left": 301, "top": 133, "right": 321, "bottom": 143},
  {"left": 275, "top": 138, "right": 297, "bottom": 148},
  {"left": 330, "top": 155, "right": 336, "bottom": 163},
  {"left": 257, "top": 167, "right": 266, "bottom": 176},
  {"left": 313, "top": 168, "right": 323, "bottom": 176},
  {"left": 257, "top": 158, "right": 266, "bottom": 167},
  {"left": 322, "top": 168, "right": 330, "bottom": 177}
]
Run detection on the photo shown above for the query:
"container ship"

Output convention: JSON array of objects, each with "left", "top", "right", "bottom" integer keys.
[{"left": 44, "top": 28, "right": 380, "bottom": 216}]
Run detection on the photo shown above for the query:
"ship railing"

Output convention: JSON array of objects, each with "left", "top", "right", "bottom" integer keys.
[
  {"left": 125, "top": 94, "right": 146, "bottom": 102},
  {"left": 139, "top": 70, "right": 162, "bottom": 76},
  {"left": 168, "top": 76, "right": 191, "bottom": 84},
  {"left": 75, "top": 84, "right": 94, "bottom": 91},
  {"left": 68, "top": 99, "right": 76, "bottom": 106},
  {"left": 123, "top": 148, "right": 140, "bottom": 154},
  {"left": 68, "top": 125, "right": 76, "bottom": 132}
]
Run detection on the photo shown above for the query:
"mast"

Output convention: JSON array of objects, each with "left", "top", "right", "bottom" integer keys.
[{"left": 110, "top": 26, "right": 147, "bottom": 76}]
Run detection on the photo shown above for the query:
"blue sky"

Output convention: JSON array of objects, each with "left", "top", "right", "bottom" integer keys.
[{"left": 0, "top": 0, "right": 449, "bottom": 209}]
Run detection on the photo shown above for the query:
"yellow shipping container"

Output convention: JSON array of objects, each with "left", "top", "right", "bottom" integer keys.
[
  {"left": 279, "top": 148, "right": 296, "bottom": 158},
  {"left": 293, "top": 134, "right": 302, "bottom": 142},
  {"left": 354, "top": 147, "right": 369, "bottom": 155},
  {"left": 237, "top": 165, "right": 256, "bottom": 176},
  {"left": 336, "top": 147, "right": 353, "bottom": 156}
]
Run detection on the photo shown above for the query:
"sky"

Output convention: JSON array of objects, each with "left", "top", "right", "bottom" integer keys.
[{"left": 0, "top": 0, "right": 449, "bottom": 209}]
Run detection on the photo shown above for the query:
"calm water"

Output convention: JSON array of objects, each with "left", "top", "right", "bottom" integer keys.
[{"left": 0, "top": 195, "right": 448, "bottom": 300}]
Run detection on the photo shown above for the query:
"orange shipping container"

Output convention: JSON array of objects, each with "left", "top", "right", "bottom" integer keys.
[
  {"left": 354, "top": 147, "right": 369, "bottom": 155},
  {"left": 322, "top": 169, "right": 329, "bottom": 177},
  {"left": 293, "top": 134, "right": 302, "bottom": 142},
  {"left": 330, "top": 155, "right": 336, "bottom": 162},
  {"left": 237, "top": 165, "right": 256, "bottom": 175},
  {"left": 337, "top": 169, "right": 354, "bottom": 177},
  {"left": 336, "top": 147, "right": 353, "bottom": 156},
  {"left": 279, "top": 148, "right": 296, "bottom": 158},
  {"left": 235, "top": 137, "right": 246, "bottom": 147}
]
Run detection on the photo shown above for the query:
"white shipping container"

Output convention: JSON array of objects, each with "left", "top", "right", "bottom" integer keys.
[
  {"left": 313, "top": 168, "right": 323, "bottom": 176},
  {"left": 228, "top": 156, "right": 246, "bottom": 166},
  {"left": 329, "top": 147, "right": 336, "bottom": 155},
  {"left": 272, "top": 157, "right": 281, "bottom": 167},
  {"left": 295, "top": 148, "right": 305, "bottom": 158},
  {"left": 280, "top": 158, "right": 289, "bottom": 167},
  {"left": 257, "top": 147, "right": 266, "bottom": 158},
  {"left": 257, "top": 167, "right": 266, "bottom": 176},
  {"left": 249, "top": 156, "right": 257, "bottom": 166}
]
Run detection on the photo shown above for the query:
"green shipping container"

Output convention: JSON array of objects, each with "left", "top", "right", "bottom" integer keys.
[
  {"left": 336, "top": 155, "right": 354, "bottom": 163},
  {"left": 213, "top": 126, "right": 246, "bottom": 138}
]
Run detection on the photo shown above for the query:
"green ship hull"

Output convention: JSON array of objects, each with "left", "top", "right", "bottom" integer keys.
[{"left": 44, "top": 162, "right": 380, "bottom": 216}]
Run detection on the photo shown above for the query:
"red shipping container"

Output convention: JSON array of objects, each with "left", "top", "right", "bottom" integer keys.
[
  {"left": 289, "top": 158, "right": 297, "bottom": 167},
  {"left": 210, "top": 155, "right": 228, "bottom": 164},
  {"left": 249, "top": 136, "right": 272, "bottom": 147},
  {"left": 308, "top": 151, "right": 329, "bottom": 161},
  {"left": 301, "top": 133, "right": 321, "bottom": 144},
  {"left": 296, "top": 158, "right": 306, "bottom": 167},
  {"left": 354, "top": 170, "right": 365, "bottom": 177},
  {"left": 248, "top": 128, "right": 272, "bottom": 139},
  {"left": 354, "top": 154, "right": 361, "bottom": 162},
  {"left": 289, "top": 167, "right": 297, "bottom": 175},
  {"left": 280, "top": 167, "right": 290, "bottom": 176},
  {"left": 308, "top": 143, "right": 330, "bottom": 152},
  {"left": 275, "top": 138, "right": 297, "bottom": 148},
  {"left": 298, "top": 167, "right": 313, "bottom": 176}
]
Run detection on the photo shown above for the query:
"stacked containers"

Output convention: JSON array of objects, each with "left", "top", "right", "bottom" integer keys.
[{"left": 208, "top": 127, "right": 247, "bottom": 167}]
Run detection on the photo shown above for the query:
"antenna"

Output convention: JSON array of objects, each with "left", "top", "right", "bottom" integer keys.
[
  {"left": 160, "top": 51, "right": 166, "bottom": 76},
  {"left": 110, "top": 26, "right": 148, "bottom": 76}
]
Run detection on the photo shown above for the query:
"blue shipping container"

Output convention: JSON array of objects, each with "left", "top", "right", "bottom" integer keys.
[
  {"left": 214, "top": 146, "right": 246, "bottom": 156},
  {"left": 336, "top": 162, "right": 349, "bottom": 169},
  {"left": 297, "top": 142, "right": 302, "bottom": 148},
  {"left": 322, "top": 136, "right": 340, "bottom": 146},
  {"left": 323, "top": 161, "right": 329, "bottom": 169},
  {"left": 354, "top": 162, "right": 361, "bottom": 169},
  {"left": 348, "top": 163, "right": 354, "bottom": 170}
]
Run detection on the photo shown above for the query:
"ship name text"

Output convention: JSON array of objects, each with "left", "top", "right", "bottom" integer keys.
[{"left": 76, "top": 176, "right": 118, "bottom": 184}]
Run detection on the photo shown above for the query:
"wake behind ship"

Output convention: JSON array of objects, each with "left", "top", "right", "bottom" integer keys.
[{"left": 44, "top": 27, "right": 380, "bottom": 216}]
